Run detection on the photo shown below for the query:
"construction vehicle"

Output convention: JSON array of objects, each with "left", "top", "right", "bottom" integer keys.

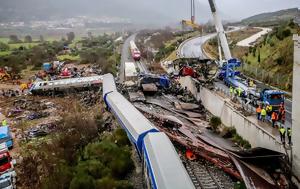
[
  {"left": 181, "top": 0, "right": 202, "bottom": 31},
  {"left": 0, "top": 68, "right": 21, "bottom": 82},
  {"left": 207, "top": 0, "right": 285, "bottom": 108},
  {"left": 42, "top": 61, "right": 65, "bottom": 74}
]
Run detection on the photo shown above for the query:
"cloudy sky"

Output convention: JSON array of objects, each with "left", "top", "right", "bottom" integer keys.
[{"left": 0, "top": 0, "right": 299, "bottom": 24}]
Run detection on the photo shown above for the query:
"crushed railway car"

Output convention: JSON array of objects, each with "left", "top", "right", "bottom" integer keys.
[{"left": 102, "top": 73, "right": 195, "bottom": 189}]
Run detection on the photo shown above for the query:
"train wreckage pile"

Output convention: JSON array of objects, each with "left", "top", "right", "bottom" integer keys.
[{"left": 119, "top": 67, "right": 293, "bottom": 188}]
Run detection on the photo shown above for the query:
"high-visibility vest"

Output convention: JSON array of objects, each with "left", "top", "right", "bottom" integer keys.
[
  {"left": 249, "top": 80, "right": 254, "bottom": 87},
  {"left": 237, "top": 88, "right": 242, "bottom": 96},
  {"left": 287, "top": 129, "right": 292, "bottom": 137},
  {"left": 1, "top": 120, "right": 7, "bottom": 126},
  {"left": 279, "top": 128, "right": 286, "bottom": 135},
  {"left": 271, "top": 112, "right": 277, "bottom": 120},
  {"left": 261, "top": 109, "right": 267, "bottom": 116},
  {"left": 256, "top": 107, "right": 261, "bottom": 113}
]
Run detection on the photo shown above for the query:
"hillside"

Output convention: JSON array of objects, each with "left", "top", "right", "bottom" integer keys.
[
  {"left": 242, "top": 21, "right": 300, "bottom": 90},
  {"left": 241, "top": 8, "right": 300, "bottom": 26},
  {"left": 204, "top": 21, "right": 300, "bottom": 91}
]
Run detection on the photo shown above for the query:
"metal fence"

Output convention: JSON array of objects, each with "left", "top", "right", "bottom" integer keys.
[{"left": 240, "top": 63, "right": 292, "bottom": 90}]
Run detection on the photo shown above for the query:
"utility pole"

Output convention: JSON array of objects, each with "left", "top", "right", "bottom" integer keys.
[
  {"left": 191, "top": 0, "right": 195, "bottom": 24},
  {"left": 292, "top": 34, "right": 300, "bottom": 182}
]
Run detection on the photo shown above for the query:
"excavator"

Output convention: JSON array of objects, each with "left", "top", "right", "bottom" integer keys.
[
  {"left": 0, "top": 67, "right": 21, "bottom": 82},
  {"left": 181, "top": 0, "right": 202, "bottom": 31}
]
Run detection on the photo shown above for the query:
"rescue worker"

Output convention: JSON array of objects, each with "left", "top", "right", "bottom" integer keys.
[
  {"left": 287, "top": 128, "right": 292, "bottom": 145},
  {"left": 261, "top": 107, "right": 267, "bottom": 122},
  {"left": 237, "top": 87, "right": 243, "bottom": 97},
  {"left": 278, "top": 103, "right": 284, "bottom": 120},
  {"left": 1, "top": 119, "right": 7, "bottom": 126},
  {"left": 266, "top": 104, "right": 272, "bottom": 121},
  {"left": 271, "top": 111, "right": 278, "bottom": 128},
  {"left": 256, "top": 105, "right": 261, "bottom": 120},
  {"left": 230, "top": 86, "right": 234, "bottom": 98},
  {"left": 281, "top": 109, "right": 286, "bottom": 124},
  {"left": 249, "top": 79, "right": 254, "bottom": 87},
  {"left": 279, "top": 126, "right": 286, "bottom": 144}
]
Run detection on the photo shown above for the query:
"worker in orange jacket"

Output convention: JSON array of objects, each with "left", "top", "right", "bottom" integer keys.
[
  {"left": 281, "top": 109, "right": 286, "bottom": 124},
  {"left": 271, "top": 111, "right": 278, "bottom": 128},
  {"left": 256, "top": 105, "right": 261, "bottom": 120}
]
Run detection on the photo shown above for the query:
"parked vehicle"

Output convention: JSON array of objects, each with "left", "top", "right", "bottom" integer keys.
[
  {"left": 0, "top": 143, "right": 14, "bottom": 174},
  {"left": 0, "top": 170, "right": 16, "bottom": 189},
  {"left": 0, "top": 127, "right": 13, "bottom": 149}
]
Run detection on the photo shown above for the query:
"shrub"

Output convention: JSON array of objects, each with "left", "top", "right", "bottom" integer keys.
[
  {"left": 69, "top": 174, "right": 95, "bottom": 189},
  {"left": 210, "top": 116, "right": 221, "bottom": 131}
]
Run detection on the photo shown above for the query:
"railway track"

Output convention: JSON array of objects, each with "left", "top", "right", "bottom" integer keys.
[
  {"left": 135, "top": 61, "right": 148, "bottom": 74},
  {"left": 182, "top": 158, "right": 234, "bottom": 189}
]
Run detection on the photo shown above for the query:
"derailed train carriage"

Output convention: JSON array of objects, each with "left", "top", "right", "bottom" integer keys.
[
  {"left": 29, "top": 76, "right": 103, "bottom": 95},
  {"left": 102, "top": 74, "right": 194, "bottom": 189}
]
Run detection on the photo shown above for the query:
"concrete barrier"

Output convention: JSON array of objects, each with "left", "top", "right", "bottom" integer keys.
[{"left": 179, "top": 76, "right": 285, "bottom": 153}]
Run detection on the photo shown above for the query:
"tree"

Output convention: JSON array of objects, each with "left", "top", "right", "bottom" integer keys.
[
  {"left": 9, "top": 35, "right": 21, "bottom": 43},
  {"left": 67, "top": 32, "right": 75, "bottom": 42},
  {"left": 24, "top": 35, "right": 32, "bottom": 43},
  {"left": 69, "top": 174, "right": 95, "bottom": 189},
  {"left": 0, "top": 42, "right": 9, "bottom": 51}
]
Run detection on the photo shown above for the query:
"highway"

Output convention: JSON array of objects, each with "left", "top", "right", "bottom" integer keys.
[
  {"left": 237, "top": 27, "right": 272, "bottom": 47},
  {"left": 179, "top": 27, "right": 243, "bottom": 59},
  {"left": 179, "top": 33, "right": 216, "bottom": 58}
]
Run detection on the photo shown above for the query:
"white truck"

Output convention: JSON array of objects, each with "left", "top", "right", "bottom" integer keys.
[{"left": 125, "top": 62, "right": 138, "bottom": 82}]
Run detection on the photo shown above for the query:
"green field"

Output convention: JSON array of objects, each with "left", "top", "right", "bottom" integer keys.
[
  {"left": 0, "top": 51, "right": 11, "bottom": 56},
  {"left": 57, "top": 54, "right": 80, "bottom": 61}
]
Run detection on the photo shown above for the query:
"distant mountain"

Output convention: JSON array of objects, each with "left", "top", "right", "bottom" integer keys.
[{"left": 241, "top": 8, "right": 300, "bottom": 26}]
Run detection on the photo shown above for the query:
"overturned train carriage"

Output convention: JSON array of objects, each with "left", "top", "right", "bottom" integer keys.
[
  {"left": 30, "top": 76, "right": 103, "bottom": 95},
  {"left": 102, "top": 73, "right": 195, "bottom": 189}
]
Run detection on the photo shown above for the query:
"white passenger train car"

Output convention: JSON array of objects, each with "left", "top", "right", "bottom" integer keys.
[{"left": 102, "top": 73, "right": 195, "bottom": 189}]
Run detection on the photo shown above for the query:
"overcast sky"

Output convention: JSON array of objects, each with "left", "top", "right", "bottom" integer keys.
[
  {"left": 0, "top": 0, "right": 299, "bottom": 24},
  {"left": 212, "top": 0, "right": 300, "bottom": 21}
]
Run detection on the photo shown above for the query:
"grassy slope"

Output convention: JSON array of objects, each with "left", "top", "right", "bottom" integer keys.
[
  {"left": 203, "top": 27, "right": 261, "bottom": 59},
  {"left": 241, "top": 8, "right": 300, "bottom": 26},
  {"left": 242, "top": 25, "right": 299, "bottom": 90},
  {"left": 204, "top": 23, "right": 300, "bottom": 91}
]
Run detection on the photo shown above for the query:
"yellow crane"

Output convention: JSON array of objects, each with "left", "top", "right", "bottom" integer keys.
[{"left": 181, "top": 0, "right": 202, "bottom": 31}]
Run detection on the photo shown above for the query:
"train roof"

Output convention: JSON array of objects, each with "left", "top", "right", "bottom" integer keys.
[
  {"left": 102, "top": 73, "right": 117, "bottom": 96},
  {"left": 105, "top": 92, "right": 158, "bottom": 153},
  {"left": 31, "top": 75, "right": 103, "bottom": 91},
  {"left": 143, "top": 132, "right": 195, "bottom": 189},
  {"left": 264, "top": 90, "right": 285, "bottom": 95}
]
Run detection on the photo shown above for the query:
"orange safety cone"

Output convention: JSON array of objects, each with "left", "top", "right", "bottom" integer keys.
[{"left": 186, "top": 149, "right": 196, "bottom": 160}]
